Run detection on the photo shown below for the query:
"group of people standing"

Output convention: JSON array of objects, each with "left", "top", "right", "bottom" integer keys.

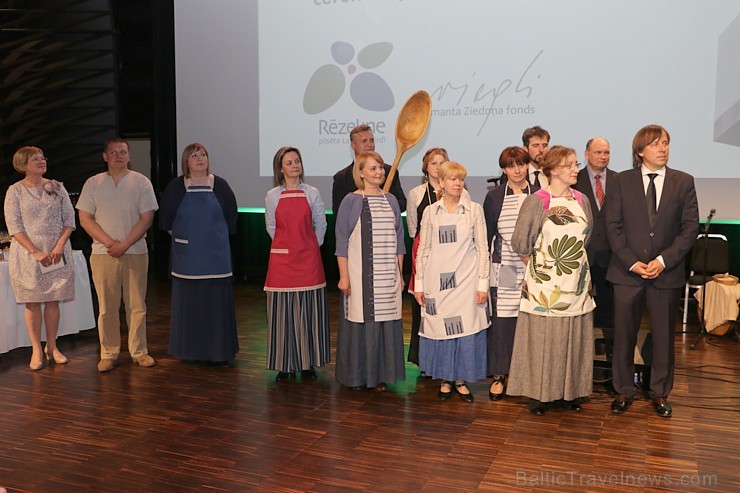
[
  {"left": 4, "top": 121, "right": 699, "bottom": 420},
  {"left": 4, "top": 139, "right": 240, "bottom": 374},
  {"left": 265, "top": 122, "right": 699, "bottom": 420}
]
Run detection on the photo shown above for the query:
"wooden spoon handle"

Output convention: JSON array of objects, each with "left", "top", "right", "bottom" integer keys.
[{"left": 383, "top": 148, "right": 404, "bottom": 193}]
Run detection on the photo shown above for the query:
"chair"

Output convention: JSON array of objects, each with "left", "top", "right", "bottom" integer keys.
[{"left": 682, "top": 234, "right": 729, "bottom": 325}]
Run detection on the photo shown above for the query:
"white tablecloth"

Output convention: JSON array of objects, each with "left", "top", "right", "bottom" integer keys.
[{"left": 0, "top": 250, "right": 96, "bottom": 354}]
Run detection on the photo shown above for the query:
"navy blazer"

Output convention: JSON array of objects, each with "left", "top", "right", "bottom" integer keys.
[
  {"left": 605, "top": 166, "right": 699, "bottom": 289},
  {"left": 331, "top": 161, "right": 406, "bottom": 216},
  {"left": 574, "top": 167, "right": 617, "bottom": 268}
]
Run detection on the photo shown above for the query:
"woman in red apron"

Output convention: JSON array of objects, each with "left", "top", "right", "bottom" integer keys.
[{"left": 264, "top": 147, "right": 330, "bottom": 381}]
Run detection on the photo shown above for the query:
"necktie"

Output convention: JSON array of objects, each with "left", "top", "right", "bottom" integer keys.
[
  {"left": 533, "top": 170, "right": 540, "bottom": 187},
  {"left": 646, "top": 173, "right": 657, "bottom": 227},
  {"left": 594, "top": 174, "right": 605, "bottom": 208}
]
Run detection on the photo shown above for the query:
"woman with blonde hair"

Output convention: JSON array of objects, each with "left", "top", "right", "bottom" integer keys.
[
  {"left": 4, "top": 146, "right": 76, "bottom": 370},
  {"left": 335, "top": 151, "right": 406, "bottom": 392},
  {"left": 414, "top": 161, "right": 490, "bottom": 402}
]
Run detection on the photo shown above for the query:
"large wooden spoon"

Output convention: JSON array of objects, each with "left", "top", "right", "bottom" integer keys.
[{"left": 383, "top": 90, "right": 432, "bottom": 192}]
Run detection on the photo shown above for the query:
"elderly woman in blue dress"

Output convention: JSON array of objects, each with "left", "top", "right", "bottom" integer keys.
[
  {"left": 335, "top": 151, "right": 406, "bottom": 392},
  {"left": 414, "top": 161, "right": 490, "bottom": 402},
  {"left": 159, "top": 143, "right": 239, "bottom": 363},
  {"left": 4, "top": 146, "right": 75, "bottom": 370},
  {"left": 483, "top": 147, "right": 537, "bottom": 400},
  {"left": 507, "top": 146, "right": 595, "bottom": 415}
]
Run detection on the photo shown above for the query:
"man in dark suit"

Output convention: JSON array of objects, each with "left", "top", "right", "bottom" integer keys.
[
  {"left": 331, "top": 124, "right": 406, "bottom": 216},
  {"left": 522, "top": 125, "right": 550, "bottom": 189},
  {"left": 574, "top": 137, "right": 616, "bottom": 329},
  {"left": 606, "top": 125, "right": 699, "bottom": 418}
]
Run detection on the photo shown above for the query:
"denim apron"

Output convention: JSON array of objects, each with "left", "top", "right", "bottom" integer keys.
[{"left": 171, "top": 185, "right": 231, "bottom": 279}]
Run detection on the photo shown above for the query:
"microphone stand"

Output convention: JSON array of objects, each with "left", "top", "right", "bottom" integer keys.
[{"left": 690, "top": 209, "right": 715, "bottom": 349}]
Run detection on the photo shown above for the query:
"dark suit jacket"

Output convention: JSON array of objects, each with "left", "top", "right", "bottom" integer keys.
[
  {"left": 331, "top": 161, "right": 407, "bottom": 216},
  {"left": 605, "top": 167, "right": 699, "bottom": 289},
  {"left": 574, "top": 167, "right": 617, "bottom": 267},
  {"left": 483, "top": 182, "right": 539, "bottom": 260}
]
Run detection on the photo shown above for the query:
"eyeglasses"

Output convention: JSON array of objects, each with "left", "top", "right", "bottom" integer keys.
[
  {"left": 561, "top": 162, "right": 581, "bottom": 170},
  {"left": 502, "top": 162, "right": 528, "bottom": 170},
  {"left": 29, "top": 156, "right": 47, "bottom": 163}
]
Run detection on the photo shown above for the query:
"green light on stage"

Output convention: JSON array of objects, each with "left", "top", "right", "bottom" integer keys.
[
  {"left": 700, "top": 219, "right": 740, "bottom": 225},
  {"left": 237, "top": 207, "right": 408, "bottom": 216}
]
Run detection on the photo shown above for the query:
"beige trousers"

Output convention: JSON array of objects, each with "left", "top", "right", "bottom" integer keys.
[{"left": 90, "top": 253, "right": 149, "bottom": 359}]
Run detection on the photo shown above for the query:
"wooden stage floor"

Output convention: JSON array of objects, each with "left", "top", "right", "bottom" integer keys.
[{"left": 0, "top": 279, "right": 738, "bottom": 492}]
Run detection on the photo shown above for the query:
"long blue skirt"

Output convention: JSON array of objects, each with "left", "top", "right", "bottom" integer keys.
[
  {"left": 335, "top": 301, "right": 406, "bottom": 388},
  {"left": 169, "top": 277, "right": 238, "bottom": 361},
  {"left": 419, "top": 330, "right": 488, "bottom": 382}
]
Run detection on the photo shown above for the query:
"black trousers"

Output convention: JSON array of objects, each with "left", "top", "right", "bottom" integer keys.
[{"left": 611, "top": 283, "right": 680, "bottom": 399}]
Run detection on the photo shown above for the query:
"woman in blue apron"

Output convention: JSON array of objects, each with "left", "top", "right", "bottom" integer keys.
[{"left": 159, "top": 143, "right": 238, "bottom": 363}]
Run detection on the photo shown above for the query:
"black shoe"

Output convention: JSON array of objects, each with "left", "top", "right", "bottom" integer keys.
[
  {"left": 373, "top": 383, "right": 388, "bottom": 392},
  {"left": 528, "top": 399, "right": 546, "bottom": 416},
  {"left": 489, "top": 377, "right": 505, "bottom": 401},
  {"left": 563, "top": 399, "right": 581, "bottom": 412},
  {"left": 275, "top": 371, "right": 292, "bottom": 381},
  {"left": 652, "top": 397, "right": 672, "bottom": 418},
  {"left": 301, "top": 368, "right": 317, "bottom": 379},
  {"left": 610, "top": 395, "right": 633, "bottom": 414},
  {"left": 455, "top": 382, "right": 474, "bottom": 403}
]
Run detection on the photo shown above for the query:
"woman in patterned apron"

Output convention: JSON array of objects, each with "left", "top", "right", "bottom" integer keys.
[
  {"left": 335, "top": 151, "right": 406, "bottom": 392},
  {"left": 159, "top": 143, "right": 238, "bottom": 363},
  {"left": 405, "top": 147, "right": 447, "bottom": 372},
  {"left": 264, "top": 146, "right": 330, "bottom": 381},
  {"left": 414, "top": 162, "right": 490, "bottom": 402},
  {"left": 483, "top": 147, "right": 537, "bottom": 400},
  {"left": 508, "top": 146, "right": 595, "bottom": 415}
]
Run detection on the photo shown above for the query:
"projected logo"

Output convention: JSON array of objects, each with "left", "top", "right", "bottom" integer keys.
[{"left": 303, "top": 41, "right": 395, "bottom": 114}]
